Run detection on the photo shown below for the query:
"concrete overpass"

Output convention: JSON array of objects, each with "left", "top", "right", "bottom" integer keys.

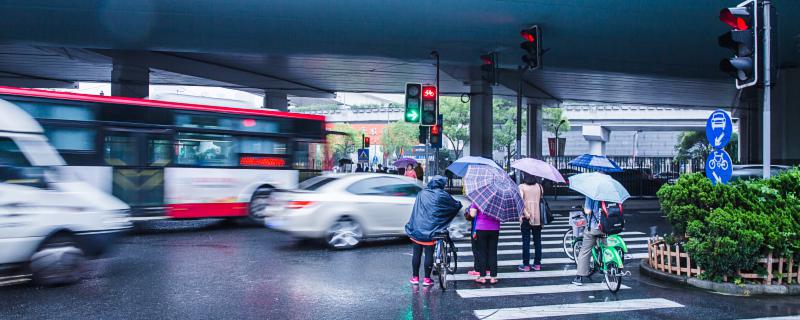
[{"left": 0, "top": 0, "right": 798, "bottom": 162}]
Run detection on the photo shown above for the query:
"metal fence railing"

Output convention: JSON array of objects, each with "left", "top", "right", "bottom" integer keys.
[{"left": 446, "top": 156, "right": 704, "bottom": 198}]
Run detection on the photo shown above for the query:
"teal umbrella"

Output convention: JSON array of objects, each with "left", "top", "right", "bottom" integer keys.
[{"left": 568, "top": 172, "right": 630, "bottom": 203}]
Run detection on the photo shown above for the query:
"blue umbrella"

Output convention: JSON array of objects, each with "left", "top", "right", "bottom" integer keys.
[
  {"left": 463, "top": 166, "right": 524, "bottom": 222},
  {"left": 447, "top": 156, "right": 502, "bottom": 177},
  {"left": 568, "top": 154, "right": 623, "bottom": 172},
  {"left": 568, "top": 172, "right": 630, "bottom": 203}
]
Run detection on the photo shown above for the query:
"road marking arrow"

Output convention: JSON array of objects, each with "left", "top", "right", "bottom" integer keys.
[{"left": 715, "top": 132, "right": 725, "bottom": 146}]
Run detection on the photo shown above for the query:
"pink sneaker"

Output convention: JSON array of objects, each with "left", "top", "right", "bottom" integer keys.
[
  {"left": 533, "top": 265, "right": 541, "bottom": 271},
  {"left": 410, "top": 276, "right": 419, "bottom": 285},
  {"left": 467, "top": 270, "right": 480, "bottom": 276},
  {"left": 422, "top": 278, "right": 434, "bottom": 286}
]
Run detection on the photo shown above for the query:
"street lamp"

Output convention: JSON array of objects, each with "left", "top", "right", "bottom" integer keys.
[{"left": 555, "top": 119, "right": 566, "bottom": 157}]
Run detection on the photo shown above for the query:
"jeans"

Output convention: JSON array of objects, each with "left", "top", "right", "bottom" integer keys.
[
  {"left": 521, "top": 219, "right": 542, "bottom": 266},
  {"left": 412, "top": 243, "right": 434, "bottom": 278},
  {"left": 474, "top": 230, "right": 500, "bottom": 277},
  {"left": 576, "top": 228, "right": 605, "bottom": 276}
]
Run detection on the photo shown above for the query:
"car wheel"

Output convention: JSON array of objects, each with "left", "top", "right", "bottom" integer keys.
[
  {"left": 326, "top": 218, "right": 363, "bottom": 250},
  {"left": 248, "top": 187, "right": 273, "bottom": 224},
  {"left": 30, "top": 234, "right": 86, "bottom": 286}
]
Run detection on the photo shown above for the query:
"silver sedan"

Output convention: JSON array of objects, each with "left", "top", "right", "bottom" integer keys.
[{"left": 263, "top": 173, "right": 469, "bottom": 249}]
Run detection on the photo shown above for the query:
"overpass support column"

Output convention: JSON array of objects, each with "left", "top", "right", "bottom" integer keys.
[
  {"left": 111, "top": 62, "right": 149, "bottom": 98},
  {"left": 469, "top": 82, "right": 493, "bottom": 158},
  {"left": 264, "top": 91, "right": 288, "bottom": 112},
  {"left": 582, "top": 124, "right": 609, "bottom": 156},
  {"left": 527, "top": 104, "right": 542, "bottom": 158}
]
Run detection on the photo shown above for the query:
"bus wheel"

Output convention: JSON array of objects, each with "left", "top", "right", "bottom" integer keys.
[
  {"left": 248, "top": 187, "right": 273, "bottom": 224},
  {"left": 30, "top": 234, "right": 86, "bottom": 286}
]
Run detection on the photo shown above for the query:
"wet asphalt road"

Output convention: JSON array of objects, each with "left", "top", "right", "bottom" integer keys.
[{"left": 1, "top": 200, "right": 799, "bottom": 320}]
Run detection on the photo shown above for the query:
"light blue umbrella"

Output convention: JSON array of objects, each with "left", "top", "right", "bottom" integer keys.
[
  {"left": 568, "top": 172, "right": 630, "bottom": 203},
  {"left": 447, "top": 156, "right": 502, "bottom": 177}
]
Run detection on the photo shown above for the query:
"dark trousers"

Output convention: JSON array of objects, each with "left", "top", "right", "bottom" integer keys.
[
  {"left": 412, "top": 243, "right": 434, "bottom": 278},
  {"left": 521, "top": 219, "right": 542, "bottom": 266},
  {"left": 474, "top": 230, "right": 500, "bottom": 277}
]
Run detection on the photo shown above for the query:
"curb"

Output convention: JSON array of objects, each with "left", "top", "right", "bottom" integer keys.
[{"left": 639, "top": 260, "right": 800, "bottom": 296}]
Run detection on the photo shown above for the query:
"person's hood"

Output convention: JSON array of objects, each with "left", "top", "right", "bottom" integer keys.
[{"left": 427, "top": 176, "right": 447, "bottom": 189}]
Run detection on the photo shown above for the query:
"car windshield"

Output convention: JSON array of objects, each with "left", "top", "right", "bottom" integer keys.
[{"left": 298, "top": 176, "right": 339, "bottom": 191}]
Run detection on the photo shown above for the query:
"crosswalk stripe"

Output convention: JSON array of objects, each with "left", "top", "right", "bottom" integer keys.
[
  {"left": 453, "top": 235, "right": 651, "bottom": 248},
  {"left": 457, "top": 283, "right": 630, "bottom": 298},
  {"left": 452, "top": 270, "right": 575, "bottom": 281},
  {"left": 457, "top": 253, "right": 649, "bottom": 268},
  {"left": 498, "top": 231, "right": 644, "bottom": 240},
  {"left": 472, "top": 298, "right": 684, "bottom": 320},
  {"left": 456, "top": 243, "right": 649, "bottom": 256},
  {"left": 738, "top": 316, "right": 800, "bottom": 320}
]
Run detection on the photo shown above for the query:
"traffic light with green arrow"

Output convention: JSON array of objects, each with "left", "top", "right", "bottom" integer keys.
[{"left": 404, "top": 83, "right": 421, "bottom": 123}]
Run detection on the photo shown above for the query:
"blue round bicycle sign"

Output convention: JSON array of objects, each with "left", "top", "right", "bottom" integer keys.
[
  {"left": 705, "top": 149, "right": 733, "bottom": 185},
  {"left": 705, "top": 109, "right": 732, "bottom": 149}
]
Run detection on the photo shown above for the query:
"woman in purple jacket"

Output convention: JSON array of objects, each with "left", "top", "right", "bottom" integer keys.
[{"left": 467, "top": 202, "right": 500, "bottom": 284}]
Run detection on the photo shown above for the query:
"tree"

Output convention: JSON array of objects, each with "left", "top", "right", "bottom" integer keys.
[
  {"left": 382, "top": 121, "right": 418, "bottom": 161},
  {"left": 328, "top": 123, "right": 360, "bottom": 162},
  {"left": 493, "top": 98, "right": 526, "bottom": 171},
  {"left": 674, "top": 131, "right": 739, "bottom": 163},
  {"left": 543, "top": 107, "right": 570, "bottom": 137},
  {"left": 439, "top": 96, "right": 469, "bottom": 159}
]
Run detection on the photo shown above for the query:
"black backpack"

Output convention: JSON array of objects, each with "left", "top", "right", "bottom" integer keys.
[{"left": 599, "top": 201, "right": 625, "bottom": 235}]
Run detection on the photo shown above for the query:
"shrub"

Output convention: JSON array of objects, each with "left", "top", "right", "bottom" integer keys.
[{"left": 685, "top": 208, "right": 766, "bottom": 278}]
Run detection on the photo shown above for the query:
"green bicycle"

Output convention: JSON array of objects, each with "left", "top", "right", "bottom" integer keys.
[{"left": 572, "top": 233, "right": 630, "bottom": 293}]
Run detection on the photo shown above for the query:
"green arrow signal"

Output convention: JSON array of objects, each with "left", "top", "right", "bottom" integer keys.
[{"left": 406, "top": 110, "right": 419, "bottom": 122}]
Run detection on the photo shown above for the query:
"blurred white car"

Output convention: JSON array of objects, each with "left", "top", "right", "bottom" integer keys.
[
  {"left": 263, "top": 173, "right": 469, "bottom": 249},
  {"left": 0, "top": 98, "right": 131, "bottom": 286}
]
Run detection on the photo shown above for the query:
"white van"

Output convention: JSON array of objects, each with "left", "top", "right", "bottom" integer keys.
[{"left": 0, "top": 98, "right": 130, "bottom": 286}]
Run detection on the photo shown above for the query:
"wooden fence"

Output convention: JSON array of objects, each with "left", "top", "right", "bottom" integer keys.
[{"left": 648, "top": 239, "right": 800, "bottom": 285}]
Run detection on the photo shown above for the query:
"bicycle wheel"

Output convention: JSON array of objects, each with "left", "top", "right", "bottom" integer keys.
[
  {"left": 445, "top": 240, "right": 457, "bottom": 274},
  {"left": 562, "top": 228, "right": 575, "bottom": 260},
  {"left": 437, "top": 245, "right": 448, "bottom": 290},
  {"left": 604, "top": 262, "right": 623, "bottom": 293}
]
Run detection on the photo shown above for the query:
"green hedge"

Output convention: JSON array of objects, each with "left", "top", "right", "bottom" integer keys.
[{"left": 657, "top": 169, "right": 800, "bottom": 279}]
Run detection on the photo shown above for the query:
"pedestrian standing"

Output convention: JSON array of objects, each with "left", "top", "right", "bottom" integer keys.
[
  {"left": 404, "top": 164, "right": 417, "bottom": 179},
  {"left": 355, "top": 164, "right": 363, "bottom": 172},
  {"left": 468, "top": 202, "right": 500, "bottom": 284},
  {"left": 414, "top": 163, "right": 424, "bottom": 182},
  {"left": 517, "top": 174, "right": 543, "bottom": 272}
]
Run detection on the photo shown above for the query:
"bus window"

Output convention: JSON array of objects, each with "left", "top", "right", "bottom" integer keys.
[
  {"left": 175, "top": 133, "right": 236, "bottom": 167},
  {"left": 148, "top": 136, "right": 172, "bottom": 166},
  {"left": 239, "top": 137, "right": 287, "bottom": 155},
  {"left": 294, "top": 141, "right": 326, "bottom": 170},
  {"left": 104, "top": 134, "right": 138, "bottom": 166},
  {"left": 44, "top": 126, "right": 96, "bottom": 151},
  {"left": 15, "top": 101, "right": 95, "bottom": 121}
]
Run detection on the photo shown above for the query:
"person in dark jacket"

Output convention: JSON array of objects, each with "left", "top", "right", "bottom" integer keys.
[{"left": 404, "top": 176, "right": 463, "bottom": 286}]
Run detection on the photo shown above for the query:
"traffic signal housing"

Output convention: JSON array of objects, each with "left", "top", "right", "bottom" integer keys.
[
  {"left": 363, "top": 136, "right": 370, "bottom": 148},
  {"left": 480, "top": 53, "right": 498, "bottom": 85},
  {"left": 404, "top": 83, "right": 422, "bottom": 123},
  {"left": 430, "top": 118, "right": 443, "bottom": 149},
  {"left": 418, "top": 125, "right": 429, "bottom": 144},
  {"left": 420, "top": 85, "right": 437, "bottom": 126},
  {"left": 520, "top": 26, "right": 542, "bottom": 70},
  {"left": 718, "top": 1, "right": 758, "bottom": 89}
]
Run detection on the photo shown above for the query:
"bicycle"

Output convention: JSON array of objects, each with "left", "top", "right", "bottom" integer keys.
[
  {"left": 572, "top": 233, "right": 630, "bottom": 293},
  {"left": 432, "top": 230, "right": 457, "bottom": 290},
  {"left": 563, "top": 209, "right": 587, "bottom": 260}
]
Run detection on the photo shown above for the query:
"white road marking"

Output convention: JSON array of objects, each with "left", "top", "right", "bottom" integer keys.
[
  {"left": 497, "top": 231, "right": 644, "bottom": 240},
  {"left": 456, "top": 243, "right": 648, "bottom": 256},
  {"left": 453, "top": 235, "right": 650, "bottom": 248},
  {"left": 738, "top": 316, "right": 800, "bottom": 320},
  {"left": 457, "top": 283, "right": 630, "bottom": 298},
  {"left": 457, "top": 253, "right": 649, "bottom": 268},
  {"left": 472, "top": 298, "right": 684, "bottom": 320},
  {"left": 452, "top": 269, "right": 575, "bottom": 281}
]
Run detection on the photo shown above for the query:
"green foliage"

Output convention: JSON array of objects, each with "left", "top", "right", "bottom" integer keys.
[
  {"left": 439, "top": 96, "right": 469, "bottom": 158},
  {"left": 658, "top": 168, "right": 800, "bottom": 279},
  {"left": 674, "top": 131, "right": 738, "bottom": 163},
  {"left": 328, "top": 123, "right": 360, "bottom": 161},
  {"left": 493, "top": 99, "right": 525, "bottom": 171},
  {"left": 381, "top": 122, "right": 418, "bottom": 160},
  {"left": 542, "top": 107, "right": 570, "bottom": 137}
]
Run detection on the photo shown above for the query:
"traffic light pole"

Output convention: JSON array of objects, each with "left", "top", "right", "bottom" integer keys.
[
  {"left": 432, "top": 51, "right": 440, "bottom": 177},
  {"left": 762, "top": 0, "right": 772, "bottom": 178},
  {"left": 515, "top": 68, "right": 523, "bottom": 183}
]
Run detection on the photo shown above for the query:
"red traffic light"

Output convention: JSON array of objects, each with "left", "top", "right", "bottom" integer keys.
[
  {"left": 719, "top": 7, "right": 750, "bottom": 30},
  {"left": 364, "top": 136, "right": 370, "bottom": 147},
  {"left": 421, "top": 85, "right": 437, "bottom": 100},
  {"left": 431, "top": 125, "right": 440, "bottom": 135},
  {"left": 520, "top": 30, "right": 535, "bottom": 43},
  {"left": 480, "top": 54, "right": 493, "bottom": 65}
]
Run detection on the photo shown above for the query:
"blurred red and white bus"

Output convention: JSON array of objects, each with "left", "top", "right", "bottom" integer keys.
[{"left": 0, "top": 86, "right": 329, "bottom": 221}]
